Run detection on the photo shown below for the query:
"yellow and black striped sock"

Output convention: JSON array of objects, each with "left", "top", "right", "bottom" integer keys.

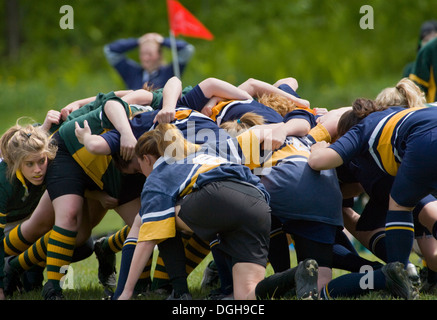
[
  {"left": 184, "top": 234, "right": 210, "bottom": 274},
  {"left": 104, "top": 225, "right": 131, "bottom": 253},
  {"left": 151, "top": 234, "right": 210, "bottom": 291},
  {"left": 4, "top": 224, "right": 32, "bottom": 256},
  {"left": 152, "top": 255, "right": 171, "bottom": 287},
  {"left": 140, "top": 258, "right": 152, "bottom": 281},
  {"left": 46, "top": 226, "right": 77, "bottom": 290},
  {"left": 11, "top": 231, "right": 51, "bottom": 272}
]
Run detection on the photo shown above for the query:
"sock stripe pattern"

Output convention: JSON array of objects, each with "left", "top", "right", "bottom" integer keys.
[
  {"left": 184, "top": 235, "right": 210, "bottom": 273},
  {"left": 123, "top": 237, "right": 137, "bottom": 247},
  {"left": 108, "top": 225, "right": 131, "bottom": 253},
  {"left": 369, "top": 231, "right": 386, "bottom": 254},
  {"left": 154, "top": 256, "right": 170, "bottom": 280},
  {"left": 140, "top": 259, "right": 152, "bottom": 280},
  {"left": 153, "top": 234, "right": 211, "bottom": 281},
  {"left": 46, "top": 226, "right": 77, "bottom": 284},
  {"left": 18, "top": 231, "right": 51, "bottom": 270},
  {"left": 385, "top": 210, "right": 414, "bottom": 265},
  {"left": 385, "top": 222, "right": 414, "bottom": 232},
  {"left": 123, "top": 238, "right": 151, "bottom": 279},
  {"left": 320, "top": 284, "right": 332, "bottom": 300},
  {"left": 4, "top": 225, "right": 32, "bottom": 256}
]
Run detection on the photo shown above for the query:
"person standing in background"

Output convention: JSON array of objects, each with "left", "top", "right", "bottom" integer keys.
[
  {"left": 409, "top": 36, "right": 437, "bottom": 103},
  {"left": 403, "top": 20, "right": 437, "bottom": 78},
  {"left": 104, "top": 32, "right": 195, "bottom": 90}
]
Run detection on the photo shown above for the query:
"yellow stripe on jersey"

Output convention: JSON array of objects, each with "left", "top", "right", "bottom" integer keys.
[
  {"left": 376, "top": 107, "right": 424, "bottom": 176},
  {"left": 237, "top": 130, "right": 262, "bottom": 170},
  {"left": 175, "top": 109, "right": 192, "bottom": 120},
  {"left": 410, "top": 68, "right": 436, "bottom": 103},
  {"left": 308, "top": 123, "right": 331, "bottom": 143},
  {"left": 138, "top": 217, "right": 176, "bottom": 242},
  {"left": 409, "top": 73, "right": 429, "bottom": 88},
  {"left": 210, "top": 100, "right": 234, "bottom": 123},
  {"left": 179, "top": 163, "right": 222, "bottom": 197},
  {"left": 264, "top": 144, "right": 310, "bottom": 168},
  {"left": 72, "top": 147, "right": 112, "bottom": 189},
  {"left": 15, "top": 169, "right": 29, "bottom": 198},
  {"left": 429, "top": 67, "right": 436, "bottom": 104}
]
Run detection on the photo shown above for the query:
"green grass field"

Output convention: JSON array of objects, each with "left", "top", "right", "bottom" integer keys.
[{"left": 6, "top": 210, "right": 437, "bottom": 301}]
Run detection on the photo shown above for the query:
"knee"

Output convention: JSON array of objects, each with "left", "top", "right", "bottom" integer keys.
[{"left": 56, "top": 206, "right": 82, "bottom": 230}]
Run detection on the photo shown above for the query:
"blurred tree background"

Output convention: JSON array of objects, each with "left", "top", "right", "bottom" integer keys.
[{"left": 0, "top": 0, "right": 435, "bottom": 133}]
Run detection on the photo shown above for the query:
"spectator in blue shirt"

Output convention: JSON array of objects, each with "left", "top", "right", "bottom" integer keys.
[{"left": 104, "top": 32, "right": 195, "bottom": 90}]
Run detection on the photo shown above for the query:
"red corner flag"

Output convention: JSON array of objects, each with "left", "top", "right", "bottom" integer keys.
[{"left": 167, "top": 0, "right": 214, "bottom": 40}]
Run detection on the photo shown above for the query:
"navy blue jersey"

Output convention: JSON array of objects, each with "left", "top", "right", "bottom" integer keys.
[
  {"left": 138, "top": 147, "right": 268, "bottom": 242},
  {"left": 330, "top": 106, "right": 437, "bottom": 206},
  {"left": 209, "top": 99, "right": 284, "bottom": 125},
  {"left": 101, "top": 107, "right": 236, "bottom": 161},
  {"left": 104, "top": 37, "right": 194, "bottom": 90},
  {"left": 236, "top": 130, "right": 343, "bottom": 226},
  {"left": 283, "top": 108, "right": 318, "bottom": 128},
  {"left": 329, "top": 106, "right": 437, "bottom": 176}
]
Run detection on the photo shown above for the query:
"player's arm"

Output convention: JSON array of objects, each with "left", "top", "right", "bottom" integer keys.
[
  {"left": 117, "top": 239, "right": 157, "bottom": 300},
  {"left": 308, "top": 141, "right": 344, "bottom": 170},
  {"left": 61, "top": 90, "right": 133, "bottom": 120},
  {"left": 103, "top": 100, "right": 137, "bottom": 161},
  {"left": 75, "top": 120, "right": 111, "bottom": 155},
  {"left": 153, "top": 76, "right": 182, "bottom": 124},
  {"left": 120, "top": 89, "right": 154, "bottom": 106},
  {"left": 239, "top": 77, "right": 310, "bottom": 108}
]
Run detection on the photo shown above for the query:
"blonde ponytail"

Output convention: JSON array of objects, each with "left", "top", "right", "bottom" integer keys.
[
  {"left": 220, "top": 112, "right": 265, "bottom": 137},
  {"left": 375, "top": 78, "right": 426, "bottom": 108},
  {"left": 135, "top": 123, "right": 200, "bottom": 161}
]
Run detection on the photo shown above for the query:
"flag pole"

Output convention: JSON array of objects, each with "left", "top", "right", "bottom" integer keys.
[{"left": 169, "top": 30, "right": 181, "bottom": 79}]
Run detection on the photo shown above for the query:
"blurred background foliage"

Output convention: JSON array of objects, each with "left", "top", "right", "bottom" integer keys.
[{"left": 0, "top": 0, "right": 435, "bottom": 133}]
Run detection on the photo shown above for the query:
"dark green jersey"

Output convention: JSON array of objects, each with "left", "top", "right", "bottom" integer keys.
[
  {"left": 0, "top": 160, "right": 46, "bottom": 288},
  {"left": 150, "top": 85, "right": 193, "bottom": 110},
  {"left": 410, "top": 37, "right": 437, "bottom": 103},
  {"left": 56, "top": 92, "right": 145, "bottom": 197},
  {"left": 0, "top": 161, "right": 45, "bottom": 224}
]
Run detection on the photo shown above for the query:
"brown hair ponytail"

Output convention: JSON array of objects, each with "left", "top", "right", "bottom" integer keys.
[{"left": 337, "top": 98, "right": 382, "bottom": 137}]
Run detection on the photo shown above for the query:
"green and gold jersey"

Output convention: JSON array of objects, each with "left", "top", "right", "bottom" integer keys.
[
  {"left": 410, "top": 37, "right": 437, "bottom": 103},
  {"left": 0, "top": 160, "right": 45, "bottom": 288},
  {"left": 0, "top": 161, "right": 46, "bottom": 225},
  {"left": 57, "top": 92, "right": 146, "bottom": 197}
]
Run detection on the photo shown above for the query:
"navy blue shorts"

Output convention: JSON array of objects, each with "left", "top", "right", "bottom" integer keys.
[
  {"left": 392, "top": 129, "right": 437, "bottom": 207},
  {"left": 46, "top": 134, "right": 98, "bottom": 200}
]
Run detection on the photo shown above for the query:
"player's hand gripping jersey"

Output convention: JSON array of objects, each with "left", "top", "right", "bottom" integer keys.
[{"left": 236, "top": 128, "right": 343, "bottom": 227}]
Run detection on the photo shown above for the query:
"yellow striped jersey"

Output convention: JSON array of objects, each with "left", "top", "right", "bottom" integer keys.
[{"left": 329, "top": 106, "right": 437, "bottom": 176}]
